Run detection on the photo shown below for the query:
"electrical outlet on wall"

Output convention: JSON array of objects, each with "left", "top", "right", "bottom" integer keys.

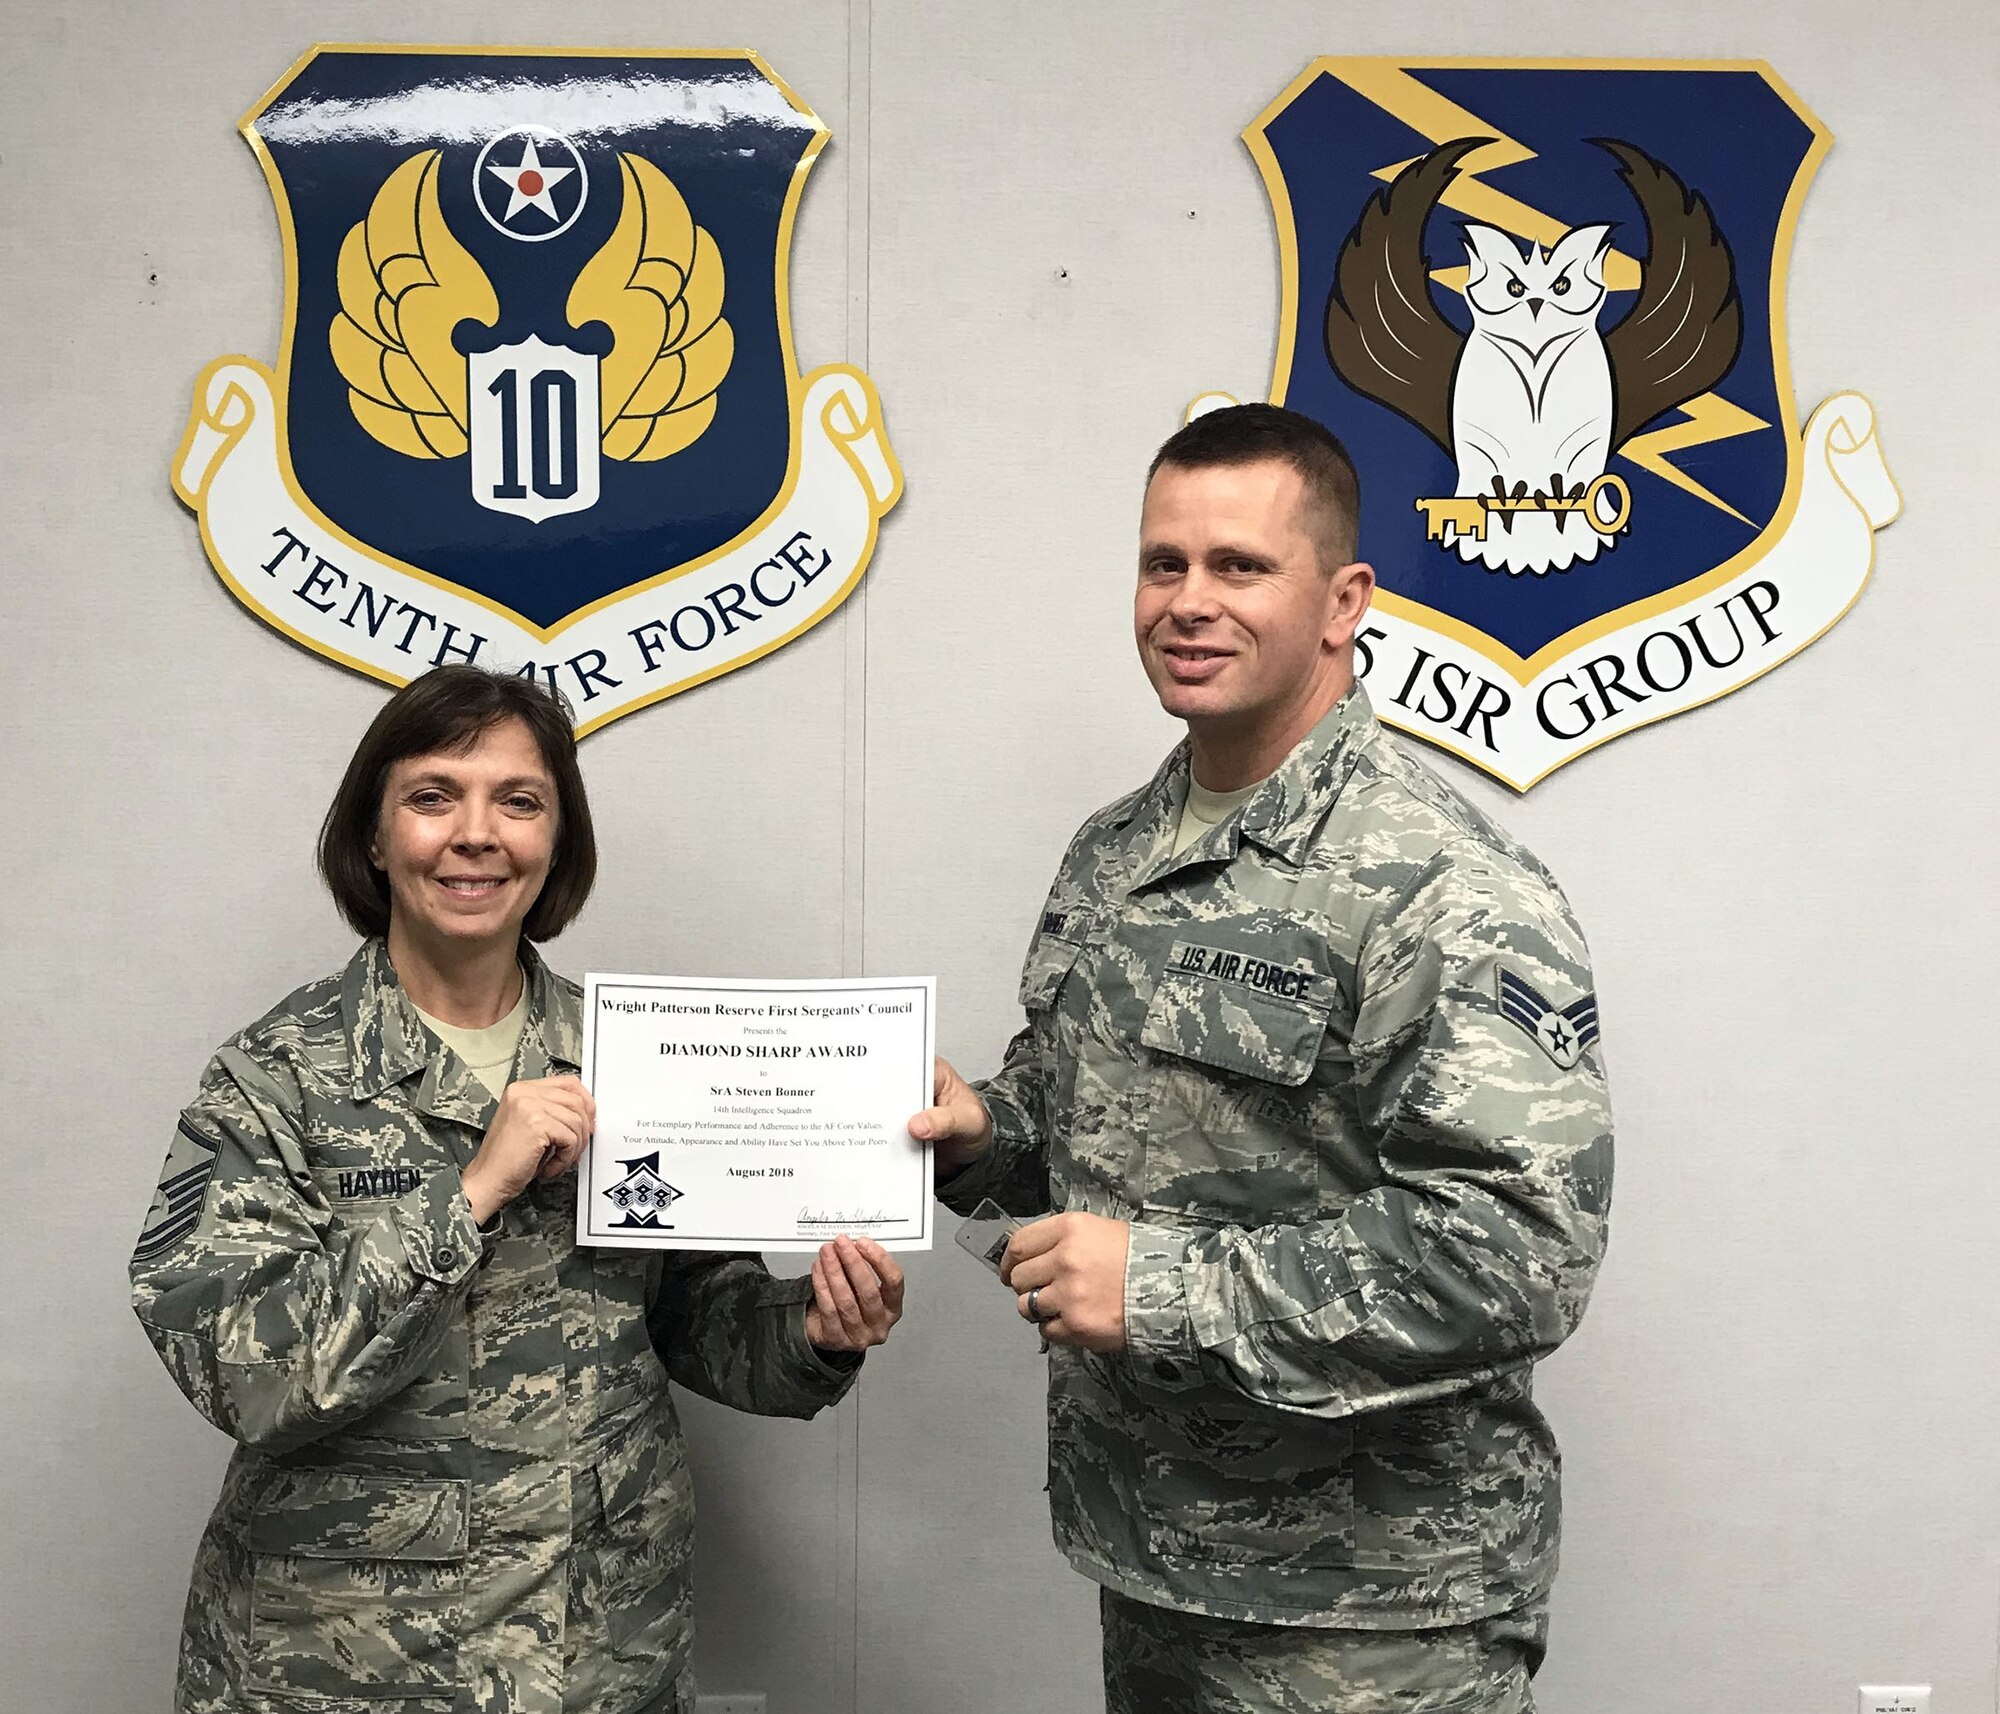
[
  {"left": 695, "top": 1697, "right": 767, "bottom": 1714},
  {"left": 1858, "top": 1688, "right": 1930, "bottom": 1714}
]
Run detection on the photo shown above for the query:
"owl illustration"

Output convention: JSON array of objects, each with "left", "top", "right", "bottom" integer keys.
[{"left": 1325, "top": 138, "right": 1741, "bottom": 576}]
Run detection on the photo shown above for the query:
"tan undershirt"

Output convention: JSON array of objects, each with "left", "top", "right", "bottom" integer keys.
[
  {"left": 1172, "top": 774, "right": 1265, "bottom": 855},
  {"left": 414, "top": 979, "right": 530, "bottom": 1099}
]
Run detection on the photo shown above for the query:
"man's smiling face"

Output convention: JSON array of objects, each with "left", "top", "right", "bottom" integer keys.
[{"left": 1133, "top": 458, "right": 1350, "bottom": 750}]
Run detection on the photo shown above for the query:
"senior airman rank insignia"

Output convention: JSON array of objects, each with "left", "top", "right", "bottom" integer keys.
[
  {"left": 1497, "top": 969, "right": 1600, "bottom": 1069},
  {"left": 173, "top": 46, "right": 903, "bottom": 734},
  {"left": 1214, "top": 59, "right": 1900, "bottom": 788}
]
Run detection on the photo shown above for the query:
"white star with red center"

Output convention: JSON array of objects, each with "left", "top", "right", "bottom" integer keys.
[{"left": 485, "top": 137, "right": 573, "bottom": 225}]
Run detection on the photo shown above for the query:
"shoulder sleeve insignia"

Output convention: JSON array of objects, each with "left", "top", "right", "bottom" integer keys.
[
  {"left": 1497, "top": 968, "right": 1600, "bottom": 1069},
  {"left": 133, "top": 1119, "right": 221, "bottom": 1264}
]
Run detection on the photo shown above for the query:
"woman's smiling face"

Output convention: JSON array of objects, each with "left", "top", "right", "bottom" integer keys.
[{"left": 370, "top": 715, "right": 558, "bottom": 960}]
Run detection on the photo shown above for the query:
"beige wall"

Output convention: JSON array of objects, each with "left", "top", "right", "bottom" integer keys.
[{"left": 5, "top": 3, "right": 1995, "bottom": 1711}]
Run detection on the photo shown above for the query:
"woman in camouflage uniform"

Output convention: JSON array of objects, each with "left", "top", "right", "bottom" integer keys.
[{"left": 131, "top": 666, "right": 903, "bottom": 1714}]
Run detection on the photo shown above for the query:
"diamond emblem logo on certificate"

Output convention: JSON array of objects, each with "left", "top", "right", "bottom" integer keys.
[{"left": 579, "top": 975, "right": 936, "bottom": 1251}]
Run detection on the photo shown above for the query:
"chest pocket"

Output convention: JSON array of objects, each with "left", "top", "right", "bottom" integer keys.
[
  {"left": 1018, "top": 925, "right": 1088, "bottom": 1011},
  {"left": 1018, "top": 918, "right": 1123, "bottom": 1207},
  {"left": 1136, "top": 943, "right": 1333, "bottom": 1222},
  {"left": 306, "top": 1125, "right": 472, "bottom": 1447}
]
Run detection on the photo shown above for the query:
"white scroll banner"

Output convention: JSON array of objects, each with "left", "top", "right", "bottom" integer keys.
[
  {"left": 173, "top": 360, "right": 903, "bottom": 735},
  {"left": 1358, "top": 392, "right": 1902, "bottom": 789}
]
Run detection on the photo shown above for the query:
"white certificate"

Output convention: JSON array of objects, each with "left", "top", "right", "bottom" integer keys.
[{"left": 577, "top": 973, "right": 935, "bottom": 1252}]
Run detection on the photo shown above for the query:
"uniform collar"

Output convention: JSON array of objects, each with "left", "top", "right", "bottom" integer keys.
[
  {"left": 1127, "top": 683, "right": 1377, "bottom": 883},
  {"left": 344, "top": 938, "right": 581, "bottom": 1109},
  {"left": 513, "top": 946, "right": 582, "bottom": 1083}
]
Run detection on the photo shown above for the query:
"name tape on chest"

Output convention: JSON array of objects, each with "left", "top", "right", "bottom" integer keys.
[
  {"left": 333, "top": 1165, "right": 425, "bottom": 1200},
  {"left": 1167, "top": 940, "right": 1319, "bottom": 1004},
  {"left": 1040, "top": 909, "right": 1084, "bottom": 941}
]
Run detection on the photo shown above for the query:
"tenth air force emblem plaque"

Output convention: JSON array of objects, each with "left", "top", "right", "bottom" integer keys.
[{"left": 174, "top": 46, "right": 902, "bottom": 734}]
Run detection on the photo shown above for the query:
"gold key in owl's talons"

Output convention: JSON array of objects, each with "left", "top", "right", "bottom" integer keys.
[{"left": 1414, "top": 495, "right": 1491, "bottom": 542}]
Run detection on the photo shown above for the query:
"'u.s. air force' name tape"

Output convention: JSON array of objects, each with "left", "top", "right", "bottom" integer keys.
[
  {"left": 1168, "top": 940, "right": 1318, "bottom": 1003},
  {"left": 1036, "top": 914, "right": 1321, "bottom": 1004}
]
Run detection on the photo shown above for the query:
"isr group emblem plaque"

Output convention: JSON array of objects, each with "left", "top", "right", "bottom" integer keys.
[
  {"left": 1229, "top": 59, "right": 1900, "bottom": 788},
  {"left": 174, "top": 47, "right": 902, "bottom": 733}
]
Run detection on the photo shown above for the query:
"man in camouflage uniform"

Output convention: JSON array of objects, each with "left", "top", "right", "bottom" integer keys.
[
  {"left": 914, "top": 405, "right": 1612, "bottom": 1711},
  {"left": 132, "top": 939, "right": 865, "bottom": 1714}
]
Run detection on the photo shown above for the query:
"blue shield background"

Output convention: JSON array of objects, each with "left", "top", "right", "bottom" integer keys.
[
  {"left": 1261, "top": 65, "right": 1819, "bottom": 661},
  {"left": 254, "top": 51, "right": 820, "bottom": 630}
]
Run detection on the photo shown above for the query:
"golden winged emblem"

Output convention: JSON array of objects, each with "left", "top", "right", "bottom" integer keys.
[
  {"left": 567, "top": 154, "right": 735, "bottom": 462},
  {"left": 329, "top": 147, "right": 733, "bottom": 488},
  {"left": 329, "top": 152, "right": 497, "bottom": 460}
]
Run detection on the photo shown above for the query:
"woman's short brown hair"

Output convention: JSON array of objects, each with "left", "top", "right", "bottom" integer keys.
[{"left": 317, "top": 666, "right": 597, "bottom": 942}]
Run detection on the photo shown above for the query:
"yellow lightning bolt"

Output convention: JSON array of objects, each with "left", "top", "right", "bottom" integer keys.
[
  {"left": 1335, "top": 64, "right": 1643, "bottom": 292},
  {"left": 1614, "top": 395, "right": 1766, "bottom": 525},
  {"left": 1329, "top": 61, "right": 1765, "bottom": 519}
]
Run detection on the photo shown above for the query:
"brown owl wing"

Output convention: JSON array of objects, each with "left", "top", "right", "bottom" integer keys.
[
  {"left": 1596, "top": 139, "right": 1743, "bottom": 449},
  {"left": 1322, "top": 137, "right": 1485, "bottom": 456}
]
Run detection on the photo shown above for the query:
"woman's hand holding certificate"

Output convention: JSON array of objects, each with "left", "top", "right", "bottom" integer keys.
[{"left": 803, "top": 1234, "right": 907, "bottom": 1350}]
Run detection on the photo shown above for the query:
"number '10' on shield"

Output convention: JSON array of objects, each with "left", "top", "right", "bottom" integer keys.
[{"left": 468, "top": 337, "right": 602, "bottom": 525}]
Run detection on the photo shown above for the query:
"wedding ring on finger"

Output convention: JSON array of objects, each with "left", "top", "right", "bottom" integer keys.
[{"left": 1026, "top": 1286, "right": 1052, "bottom": 1354}]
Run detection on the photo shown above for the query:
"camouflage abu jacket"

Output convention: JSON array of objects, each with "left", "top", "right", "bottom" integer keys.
[
  {"left": 941, "top": 686, "right": 1612, "bottom": 1628},
  {"left": 131, "top": 939, "right": 858, "bottom": 1714}
]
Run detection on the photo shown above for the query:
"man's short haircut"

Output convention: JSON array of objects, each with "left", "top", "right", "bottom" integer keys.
[
  {"left": 1146, "top": 403, "right": 1362, "bottom": 569},
  {"left": 319, "top": 665, "right": 598, "bottom": 943}
]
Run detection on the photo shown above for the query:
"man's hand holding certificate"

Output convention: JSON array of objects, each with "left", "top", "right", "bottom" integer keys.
[{"left": 578, "top": 974, "right": 936, "bottom": 1252}]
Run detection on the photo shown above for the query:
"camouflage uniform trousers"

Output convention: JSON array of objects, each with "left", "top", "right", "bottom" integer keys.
[{"left": 1101, "top": 1589, "right": 1547, "bottom": 1714}]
